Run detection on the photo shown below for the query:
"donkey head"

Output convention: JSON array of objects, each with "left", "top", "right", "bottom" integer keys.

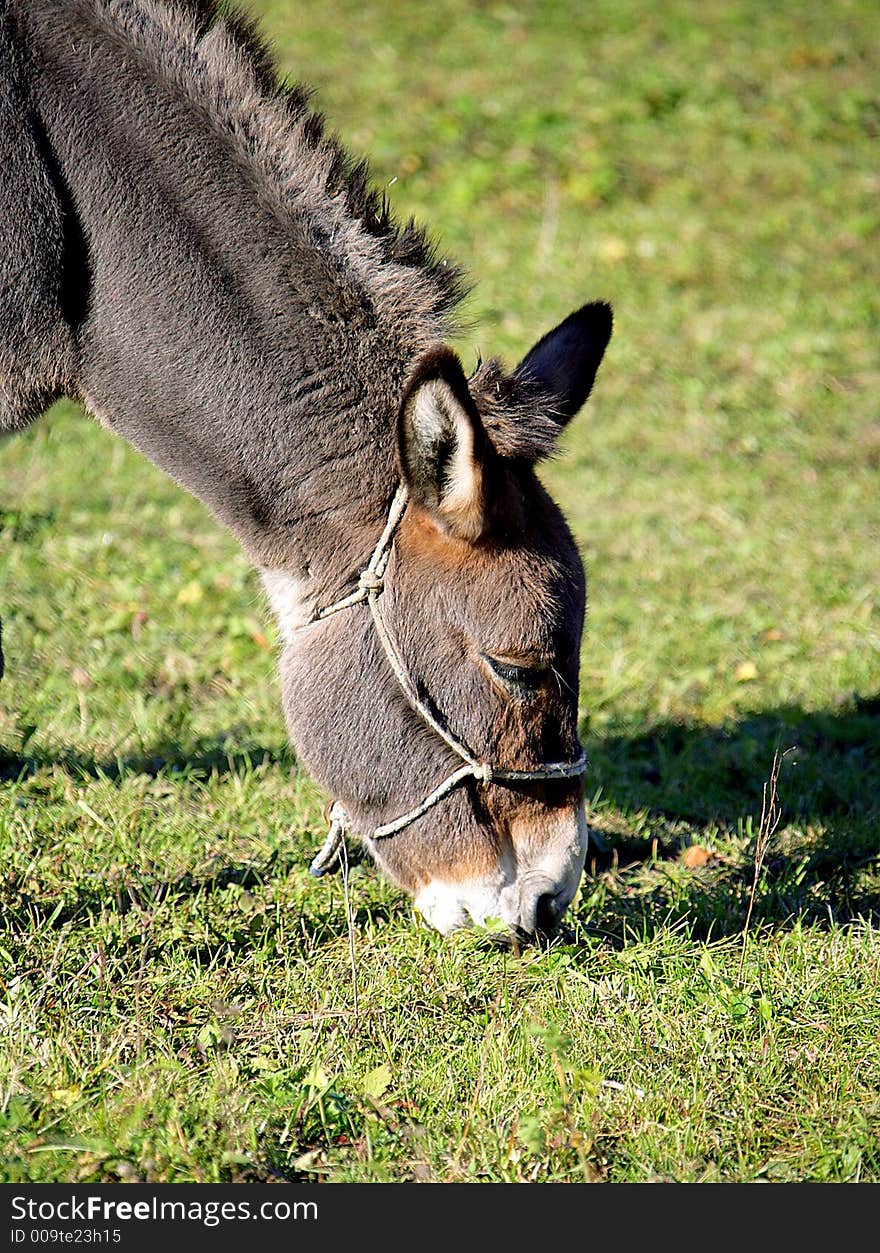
[{"left": 280, "top": 302, "right": 611, "bottom": 937}]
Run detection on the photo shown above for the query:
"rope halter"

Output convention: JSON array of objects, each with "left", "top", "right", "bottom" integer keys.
[{"left": 307, "top": 484, "right": 588, "bottom": 876}]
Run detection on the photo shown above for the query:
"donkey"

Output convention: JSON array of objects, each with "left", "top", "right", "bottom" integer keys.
[{"left": 0, "top": 0, "right": 612, "bottom": 937}]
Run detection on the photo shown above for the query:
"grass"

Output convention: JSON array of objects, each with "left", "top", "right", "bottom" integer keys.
[{"left": 1, "top": 0, "right": 879, "bottom": 1183}]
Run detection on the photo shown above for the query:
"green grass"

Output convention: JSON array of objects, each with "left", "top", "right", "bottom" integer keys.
[{"left": 1, "top": 0, "right": 879, "bottom": 1182}]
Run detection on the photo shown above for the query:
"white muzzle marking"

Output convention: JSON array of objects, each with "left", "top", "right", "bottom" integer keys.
[{"left": 413, "top": 803, "right": 589, "bottom": 935}]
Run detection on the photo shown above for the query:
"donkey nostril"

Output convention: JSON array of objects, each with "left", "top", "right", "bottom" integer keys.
[{"left": 534, "top": 891, "right": 561, "bottom": 935}]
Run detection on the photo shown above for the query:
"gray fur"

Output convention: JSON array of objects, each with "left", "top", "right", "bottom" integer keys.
[
  {"left": 0, "top": 4, "right": 76, "bottom": 429},
  {"left": 1, "top": 0, "right": 611, "bottom": 932}
]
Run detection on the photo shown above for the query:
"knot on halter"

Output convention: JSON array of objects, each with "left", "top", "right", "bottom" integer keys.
[
  {"left": 358, "top": 569, "right": 384, "bottom": 594},
  {"left": 474, "top": 762, "right": 494, "bottom": 784}
]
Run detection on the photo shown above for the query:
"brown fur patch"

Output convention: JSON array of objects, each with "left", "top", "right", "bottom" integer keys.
[{"left": 399, "top": 504, "right": 571, "bottom": 611}]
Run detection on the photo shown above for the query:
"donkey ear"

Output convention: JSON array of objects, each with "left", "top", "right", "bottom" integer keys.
[
  {"left": 398, "top": 346, "right": 487, "bottom": 542},
  {"left": 516, "top": 302, "right": 613, "bottom": 424}
]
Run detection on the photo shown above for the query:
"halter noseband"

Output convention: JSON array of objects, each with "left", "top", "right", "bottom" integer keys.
[{"left": 307, "top": 484, "right": 588, "bottom": 876}]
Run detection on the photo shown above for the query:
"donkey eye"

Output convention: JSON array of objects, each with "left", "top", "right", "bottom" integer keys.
[{"left": 483, "top": 655, "right": 545, "bottom": 691}]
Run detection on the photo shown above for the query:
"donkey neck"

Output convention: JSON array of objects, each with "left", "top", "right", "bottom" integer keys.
[{"left": 19, "top": 0, "right": 461, "bottom": 589}]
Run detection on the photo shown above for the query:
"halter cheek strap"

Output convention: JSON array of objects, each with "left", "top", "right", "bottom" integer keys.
[{"left": 306, "top": 484, "right": 587, "bottom": 875}]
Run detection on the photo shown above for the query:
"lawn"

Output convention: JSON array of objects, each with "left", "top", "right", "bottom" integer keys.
[{"left": 1, "top": 0, "right": 878, "bottom": 1182}]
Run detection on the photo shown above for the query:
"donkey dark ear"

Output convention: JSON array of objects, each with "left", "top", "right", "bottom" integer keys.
[
  {"left": 516, "top": 302, "right": 613, "bottom": 424},
  {"left": 398, "top": 346, "right": 487, "bottom": 542}
]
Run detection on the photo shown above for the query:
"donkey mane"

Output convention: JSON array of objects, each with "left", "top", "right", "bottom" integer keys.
[{"left": 87, "top": 0, "right": 464, "bottom": 342}]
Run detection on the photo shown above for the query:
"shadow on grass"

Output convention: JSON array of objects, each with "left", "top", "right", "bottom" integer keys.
[
  {"left": 2, "top": 699, "right": 878, "bottom": 945},
  {"left": 5, "top": 847, "right": 305, "bottom": 926},
  {"left": 2, "top": 732, "right": 307, "bottom": 934},
  {"left": 0, "top": 733, "right": 295, "bottom": 785},
  {"left": 5, "top": 695, "right": 876, "bottom": 818},
  {"left": 0, "top": 731, "right": 383, "bottom": 948},
  {"left": 3, "top": 844, "right": 392, "bottom": 960},
  {"left": 579, "top": 694, "right": 880, "bottom": 943},
  {"left": 585, "top": 694, "right": 880, "bottom": 829}
]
